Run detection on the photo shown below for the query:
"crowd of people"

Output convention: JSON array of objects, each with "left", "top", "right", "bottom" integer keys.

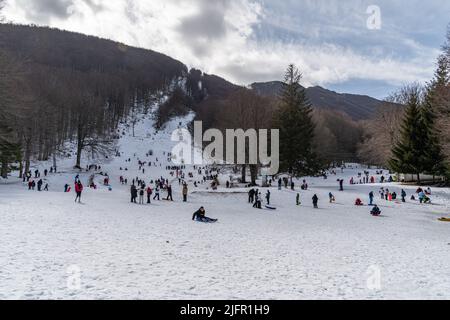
[
  {"left": 20, "top": 152, "right": 438, "bottom": 221},
  {"left": 244, "top": 167, "right": 436, "bottom": 217}
]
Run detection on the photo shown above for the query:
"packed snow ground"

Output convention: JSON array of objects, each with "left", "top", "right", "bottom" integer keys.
[{"left": 1, "top": 112, "right": 450, "bottom": 300}]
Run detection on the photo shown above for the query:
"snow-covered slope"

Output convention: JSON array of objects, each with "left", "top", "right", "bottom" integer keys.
[{"left": 1, "top": 110, "right": 450, "bottom": 300}]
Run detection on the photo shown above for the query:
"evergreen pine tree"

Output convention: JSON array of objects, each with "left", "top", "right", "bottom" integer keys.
[
  {"left": 421, "top": 55, "right": 449, "bottom": 179},
  {"left": 389, "top": 87, "right": 427, "bottom": 183},
  {"left": 274, "top": 64, "right": 320, "bottom": 177}
]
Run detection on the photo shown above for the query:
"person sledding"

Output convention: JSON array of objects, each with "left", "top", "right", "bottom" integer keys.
[
  {"left": 329, "top": 192, "right": 335, "bottom": 203},
  {"left": 192, "top": 207, "right": 217, "bottom": 223},
  {"left": 355, "top": 198, "right": 364, "bottom": 206},
  {"left": 419, "top": 191, "right": 431, "bottom": 204},
  {"left": 370, "top": 205, "right": 381, "bottom": 216}
]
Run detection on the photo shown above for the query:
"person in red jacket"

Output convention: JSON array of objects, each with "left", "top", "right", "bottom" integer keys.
[
  {"left": 146, "top": 186, "right": 152, "bottom": 204},
  {"left": 75, "top": 181, "right": 83, "bottom": 203}
]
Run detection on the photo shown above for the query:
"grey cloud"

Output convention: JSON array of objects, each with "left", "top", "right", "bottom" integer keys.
[
  {"left": 16, "top": 0, "right": 75, "bottom": 23},
  {"left": 125, "top": 0, "right": 140, "bottom": 25},
  {"left": 83, "top": 0, "right": 105, "bottom": 14},
  {"left": 15, "top": 0, "right": 105, "bottom": 24},
  {"left": 176, "top": 0, "right": 230, "bottom": 57}
]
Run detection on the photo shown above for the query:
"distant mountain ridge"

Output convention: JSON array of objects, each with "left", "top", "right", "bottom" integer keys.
[
  {"left": 0, "top": 24, "right": 385, "bottom": 121},
  {"left": 250, "top": 81, "right": 384, "bottom": 120}
]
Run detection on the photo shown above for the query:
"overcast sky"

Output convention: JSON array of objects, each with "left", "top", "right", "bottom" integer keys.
[{"left": 2, "top": 0, "right": 450, "bottom": 98}]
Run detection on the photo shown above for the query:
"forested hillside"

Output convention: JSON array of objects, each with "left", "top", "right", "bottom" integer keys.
[
  {"left": 0, "top": 24, "right": 188, "bottom": 177},
  {"left": 0, "top": 24, "right": 407, "bottom": 179}
]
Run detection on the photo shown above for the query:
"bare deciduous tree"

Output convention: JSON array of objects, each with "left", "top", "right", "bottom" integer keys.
[{"left": 218, "top": 88, "right": 275, "bottom": 185}]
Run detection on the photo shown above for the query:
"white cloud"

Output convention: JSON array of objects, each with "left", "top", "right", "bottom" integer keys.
[{"left": 2, "top": 0, "right": 448, "bottom": 97}]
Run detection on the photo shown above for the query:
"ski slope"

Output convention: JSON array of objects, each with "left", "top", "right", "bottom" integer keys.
[{"left": 1, "top": 111, "right": 450, "bottom": 300}]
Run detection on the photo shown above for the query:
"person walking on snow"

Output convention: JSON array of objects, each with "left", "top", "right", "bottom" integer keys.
[
  {"left": 139, "top": 188, "right": 144, "bottom": 204},
  {"left": 401, "top": 189, "right": 407, "bottom": 203},
  {"left": 182, "top": 183, "right": 188, "bottom": 202},
  {"left": 369, "top": 191, "right": 374, "bottom": 206},
  {"left": 130, "top": 184, "right": 138, "bottom": 203},
  {"left": 146, "top": 186, "right": 152, "bottom": 204},
  {"left": 379, "top": 188, "right": 385, "bottom": 200},
  {"left": 248, "top": 188, "right": 255, "bottom": 203},
  {"left": 296, "top": 193, "right": 301, "bottom": 206},
  {"left": 153, "top": 186, "right": 160, "bottom": 201},
  {"left": 253, "top": 192, "right": 262, "bottom": 209},
  {"left": 166, "top": 185, "right": 173, "bottom": 201},
  {"left": 74, "top": 181, "right": 83, "bottom": 203},
  {"left": 312, "top": 194, "right": 319, "bottom": 208},
  {"left": 265, "top": 190, "right": 271, "bottom": 205}
]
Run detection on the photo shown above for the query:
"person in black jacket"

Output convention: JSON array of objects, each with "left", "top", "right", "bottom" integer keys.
[
  {"left": 401, "top": 189, "right": 407, "bottom": 203},
  {"left": 248, "top": 188, "right": 255, "bottom": 203},
  {"left": 166, "top": 185, "right": 173, "bottom": 201},
  {"left": 192, "top": 207, "right": 217, "bottom": 223},
  {"left": 130, "top": 185, "right": 138, "bottom": 203},
  {"left": 371, "top": 205, "right": 381, "bottom": 216},
  {"left": 339, "top": 179, "right": 344, "bottom": 191},
  {"left": 312, "top": 194, "right": 319, "bottom": 208}
]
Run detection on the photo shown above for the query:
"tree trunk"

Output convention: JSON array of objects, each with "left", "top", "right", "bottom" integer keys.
[
  {"left": 19, "top": 161, "right": 23, "bottom": 179},
  {"left": 417, "top": 173, "right": 421, "bottom": 185},
  {"left": 75, "top": 140, "right": 83, "bottom": 169},
  {"left": 241, "top": 165, "right": 247, "bottom": 183},
  {"left": 250, "top": 165, "right": 258, "bottom": 186},
  {"left": 53, "top": 153, "right": 57, "bottom": 172},
  {"left": 1, "top": 156, "right": 8, "bottom": 179},
  {"left": 75, "top": 124, "right": 84, "bottom": 169},
  {"left": 24, "top": 139, "right": 31, "bottom": 175}
]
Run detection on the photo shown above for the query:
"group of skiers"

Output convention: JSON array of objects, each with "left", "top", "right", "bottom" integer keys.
[
  {"left": 248, "top": 188, "right": 271, "bottom": 209},
  {"left": 27, "top": 178, "right": 49, "bottom": 192},
  {"left": 23, "top": 168, "right": 51, "bottom": 190},
  {"left": 129, "top": 179, "right": 189, "bottom": 204}
]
